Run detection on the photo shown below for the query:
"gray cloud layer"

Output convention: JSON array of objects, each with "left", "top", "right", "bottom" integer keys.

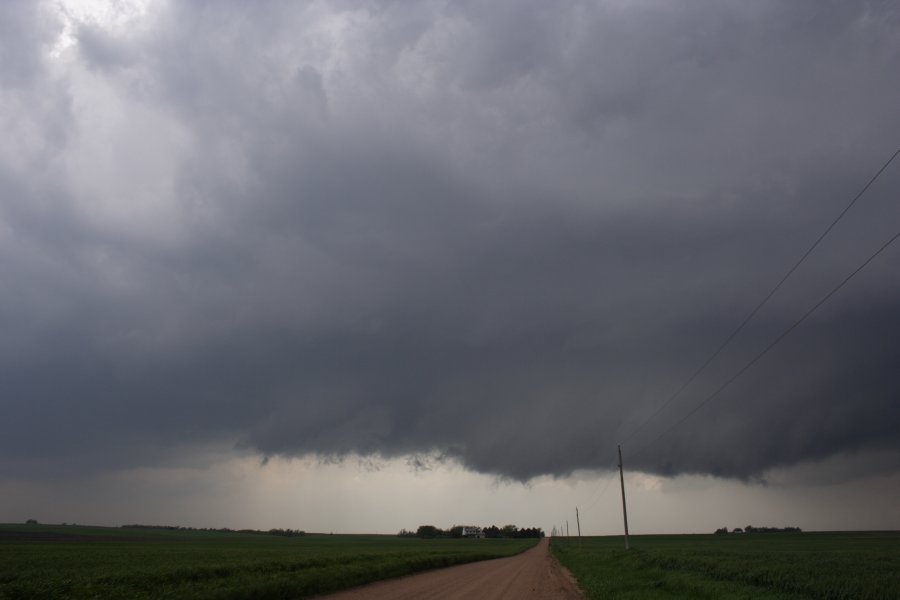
[{"left": 1, "top": 0, "right": 899, "bottom": 482}]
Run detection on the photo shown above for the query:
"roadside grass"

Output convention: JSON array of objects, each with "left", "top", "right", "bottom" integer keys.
[
  {"left": 0, "top": 524, "right": 537, "bottom": 599},
  {"left": 551, "top": 532, "right": 900, "bottom": 600}
]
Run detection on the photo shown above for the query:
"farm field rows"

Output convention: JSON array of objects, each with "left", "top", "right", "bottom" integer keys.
[
  {"left": 551, "top": 532, "right": 900, "bottom": 600},
  {"left": 0, "top": 524, "right": 537, "bottom": 599}
]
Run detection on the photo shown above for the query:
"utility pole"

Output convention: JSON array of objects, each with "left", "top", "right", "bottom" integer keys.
[
  {"left": 576, "top": 506, "right": 582, "bottom": 549},
  {"left": 576, "top": 506, "right": 581, "bottom": 538},
  {"left": 618, "top": 444, "right": 630, "bottom": 550},
  {"left": 566, "top": 520, "right": 569, "bottom": 537}
]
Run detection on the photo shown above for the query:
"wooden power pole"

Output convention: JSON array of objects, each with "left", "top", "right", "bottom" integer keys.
[
  {"left": 576, "top": 506, "right": 582, "bottom": 548},
  {"left": 576, "top": 506, "right": 581, "bottom": 538},
  {"left": 618, "top": 445, "right": 630, "bottom": 550}
]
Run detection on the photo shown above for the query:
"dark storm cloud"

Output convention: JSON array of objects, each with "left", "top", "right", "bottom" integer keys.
[{"left": 1, "top": 0, "right": 899, "bottom": 482}]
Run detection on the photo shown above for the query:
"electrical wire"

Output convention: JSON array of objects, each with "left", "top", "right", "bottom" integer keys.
[
  {"left": 581, "top": 472, "right": 616, "bottom": 511},
  {"left": 577, "top": 149, "right": 899, "bottom": 523},
  {"left": 620, "top": 148, "right": 900, "bottom": 446},
  {"left": 630, "top": 227, "right": 900, "bottom": 460}
]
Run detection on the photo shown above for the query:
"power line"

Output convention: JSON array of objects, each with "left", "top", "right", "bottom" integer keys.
[
  {"left": 631, "top": 227, "right": 900, "bottom": 460},
  {"left": 579, "top": 149, "right": 899, "bottom": 522},
  {"left": 581, "top": 472, "right": 616, "bottom": 511},
  {"left": 621, "top": 148, "right": 900, "bottom": 446}
]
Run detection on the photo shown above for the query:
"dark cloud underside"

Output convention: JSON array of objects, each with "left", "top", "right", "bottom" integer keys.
[{"left": 1, "top": 0, "right": 899, "bottom": 482}]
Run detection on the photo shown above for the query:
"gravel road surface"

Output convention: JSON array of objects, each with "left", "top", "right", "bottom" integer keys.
[{"left": 315, "top": 537, "right": 583, "bottom": 599}]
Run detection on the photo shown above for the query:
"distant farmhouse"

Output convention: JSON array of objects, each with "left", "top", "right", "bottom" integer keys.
[{"left": 461, "top": 526, "right": 484, "bottom": 538}]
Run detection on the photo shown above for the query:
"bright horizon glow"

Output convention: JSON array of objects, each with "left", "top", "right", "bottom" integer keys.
[{"left": 4, "top": 451, "right": 898, "bottom": 535}]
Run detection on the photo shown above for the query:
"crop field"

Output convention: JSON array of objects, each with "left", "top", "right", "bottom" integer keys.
[
  {"left": 552, "top": 532, "right": 900, "bottom": 600},
  {"left": 0, "top": 524, "right": 536, "bottom": 599}
]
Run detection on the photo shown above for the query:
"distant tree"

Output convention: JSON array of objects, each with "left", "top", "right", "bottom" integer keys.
[
  {"left": 483, "top": 525, "right": 501, "bottom": 538},
  {"left": 477, "top": 524, "right": 542, "bottom": 538},
  {"left": 715, "top": 527, "right": 729, "bottom": 535},
  {"left": 416, "top": 525, "right": 442, "bottom": 539},
  {"left": 501, "top": 524, "right": 518, "bottom": 537},
  {"left": 736, "top": 525, "right": 799, "bottom": 534},
  {"left": 732, "top": 528, "right": 743, "bottom": 533},
  {"left": 25, "top": 519, "right": 38, "bottom": 525},
  {"left": 268, "top": 528, "right": 304, "bottom": 537},
  {"left": 516, "top": 527, "right": 543, "bottom": 538},
  {"left": 449, "top": 525, "right": 464, "bottom": 538}
]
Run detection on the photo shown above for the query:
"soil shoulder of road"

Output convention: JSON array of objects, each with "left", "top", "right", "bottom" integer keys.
[{"left": 316, "top": 537, "right": 584, "bottom": 600}]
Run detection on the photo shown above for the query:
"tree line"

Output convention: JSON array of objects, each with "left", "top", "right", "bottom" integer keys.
[
  {"left": 399, "top": 524, "right": 544, "bottom": 539},
  {"left": 121, "top": 524, "right": 305, "bottom": 537},
  {"left": 714, "top": 525, "right": 802, "bottom": 534}
]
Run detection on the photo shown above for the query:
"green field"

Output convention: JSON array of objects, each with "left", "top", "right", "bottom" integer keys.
[
  {"left": 551, "top": 532, "right": 900, "bottom": 600},
  {"left": 0, "top": 524, "right": 536, "bottom": 599}
]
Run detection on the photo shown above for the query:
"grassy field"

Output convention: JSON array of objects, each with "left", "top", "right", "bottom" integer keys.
[
  {"left": 551, "top": 532, "right": 900, "bottom": 600},
  {"left": 0, "top": 523, "right": 537, "bottom": 599}
]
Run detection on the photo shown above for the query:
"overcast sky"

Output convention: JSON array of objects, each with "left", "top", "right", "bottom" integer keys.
[{"left": 1, "top": 0, "right": 899, "bottom": 534}]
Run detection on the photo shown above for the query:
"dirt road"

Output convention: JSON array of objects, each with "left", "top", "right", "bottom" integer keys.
[{"left": 315, "top": 538, "right": 583, "bottom": 600}]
